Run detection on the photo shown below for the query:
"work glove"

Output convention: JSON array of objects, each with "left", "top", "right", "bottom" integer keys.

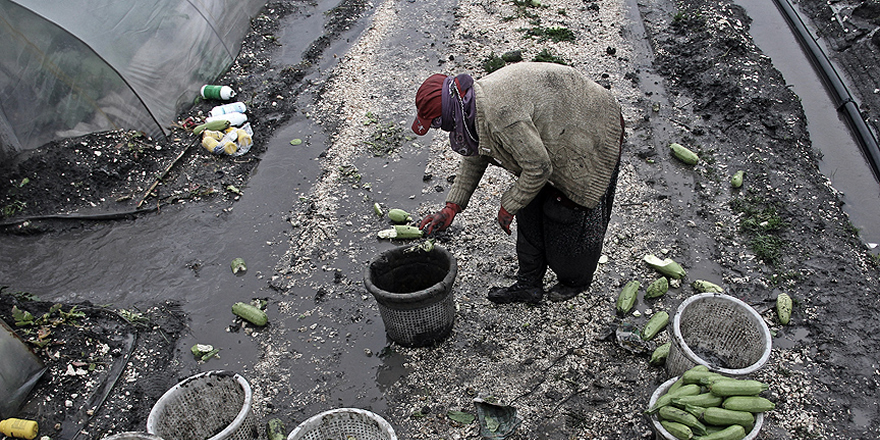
[
  {"left": 497, "top": 205, "right": 514, "bottom": 235},
  {"left": 419, "top": 202, "right": 462, "bottom": 235}
]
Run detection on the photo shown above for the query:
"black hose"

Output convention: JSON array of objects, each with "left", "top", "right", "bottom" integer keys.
[
  {"left": 0, "top": 206, "right": 158, "bottom": 228},
  {"left": 773, "top": 0, "right": 880, "bottom": 180}
]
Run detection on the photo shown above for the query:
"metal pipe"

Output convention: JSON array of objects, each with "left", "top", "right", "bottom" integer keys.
[{"left": 773, "top": 0, "right": 880, "bottom": 180}]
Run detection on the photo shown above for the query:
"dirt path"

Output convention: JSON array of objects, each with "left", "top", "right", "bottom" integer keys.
[
  {"left": 2, "top": 0, "right": 879, "bottom": 439},
  {"left": 255, "top": 0, "right": 880, "bottom": 438}
]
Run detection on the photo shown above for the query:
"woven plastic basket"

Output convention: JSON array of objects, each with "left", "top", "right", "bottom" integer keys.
[
  {"left": 102, "top": 433, "right": 165, "bottom": 440},
  {"left": 364, "top": 245, "right": 457, "bottom": 347},
  {"left": 146, "top": 371, "right": 257, "bottom": 440},
  {"left": 286, "top": 408, "right": 397, "bottom": 440},
  {"left": 649, "top": 377, "right": 764, "bottom": 440},
  {"left": 666, "top": 293, "right": 772, "bottom": 377}
]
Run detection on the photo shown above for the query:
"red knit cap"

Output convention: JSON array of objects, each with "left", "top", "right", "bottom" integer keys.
[{"left": 412, "top": 74, "right": 447, "bottom": 135}]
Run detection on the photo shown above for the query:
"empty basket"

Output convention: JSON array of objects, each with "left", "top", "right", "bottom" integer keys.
[
  {"left": 364, "top": 245, "right": 457, "bottom": 347},
  {"left": 146, "top": 371, "right": 257, "bottom": 440},
  {"left": 666, "top": 293, "right": 772, "bottom": 377},
  {"left": 287, "top": 408, "right": 397, "bottom": 440},
  {"left": 649, "top": 377, "right": 764, "bottom": 440}
]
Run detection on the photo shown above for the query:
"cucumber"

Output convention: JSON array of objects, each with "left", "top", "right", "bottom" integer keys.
[
  {"left": 685, "top": 405, "right": 755, "bottom": 430},
  {"left": 670, "top": 142, "right": 699, "bottom": 165},
  {"left": 650, "top": 341, "right": 671, "bottom": 366},
  {"left": 722, "top": 396, "right": 776, "bottom": 413},
  {"left": 731, "top": 170, "right": 745, "bottom": 188},
  {"left": 667, "top": 376, "right": 686, "bottom": 395},
  {"left": 232, "top": 302, "right": 268, "bottom": 326},
  {"left": 642, "top": 311, "right": 669, "bottom": 341},
  {"left": 660, "top": 420, "right": 694, "bottom": 440},
  {"left": 658, "top": 406, "right": 708, "bottom": 436},
  {"left": 194, "top": 119, "right": 230, "bottom": 135},
  {"left": 643, "top": 254, "right": 687, "bottom": 279},
  {"left": 616, "top": 280, "right": 640, "bottom": 315},
  {"left": 681, "top": 369, "right": 726, "bottom": 385},
  {"left": 777, "top": 292, "right": 792, "bottom": 325},
  {"left": 648, "top": 384, "right": 701, "bottom": 414},
  {"left": 691, "top": 279, "right": 723, "bottom": 293},
  {"left": 387, "top": 208, "right": 412, "bottom": 224},
  {"left": 645, "top": 276, "right": 669, "bottom": 299},
  {"left": 672, "top": 392, "right": 724, "bottom": 409},
  {"left": 377, "top": 225, "right": 423, "bottom": 239},
  {"left": 708, "top": 379, "right": 769, "bottom": 397},
  {"left": 266, "top": 418, "right": 286, "bottom": 440},
  {"left": 693, "top": 424, "right": 745, "bottom": 440}
]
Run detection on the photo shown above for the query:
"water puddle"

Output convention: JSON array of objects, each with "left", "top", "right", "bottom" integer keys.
[
  {"left": 623, "top": 0, "right": 697, "bottom": 209},
  {"left": 772, "top": 326, "right": 810, "bottom": 349}
]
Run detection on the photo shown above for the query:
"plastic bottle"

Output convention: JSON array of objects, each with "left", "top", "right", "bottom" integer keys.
[
  {"left": 0, "top": 418, "right": 39, "bottom": 440},
  {"left": 206, "top": 112, "right": 247, "bottom": 127},
  {"left": 200, "top": 85, "right": 236, "bottom": 100},
  {"left": 210, "top": 102, "right": 247, "bottom": 117}
]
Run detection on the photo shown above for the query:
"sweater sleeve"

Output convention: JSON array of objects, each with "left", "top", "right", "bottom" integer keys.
[
  {"left": 495, "top": 120, "right": 552, "bottom": 214},
  {"left": 445, "top": 155, "right": 490, "bottom": 210}
]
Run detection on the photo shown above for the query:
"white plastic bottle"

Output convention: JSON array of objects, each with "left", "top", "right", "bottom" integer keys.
[
  {"left": 210, "top": 102, "right": 247, "bottom": 117},
  {"left": 206, "top": 112, "right": 247, "bottom": 126}
]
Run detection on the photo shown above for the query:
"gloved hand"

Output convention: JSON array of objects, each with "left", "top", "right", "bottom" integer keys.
[
  {"left": 419, "top": 202, "right": 462, "bottom": 235},
  {"left": 497, "top": 205, "right": 514, "bottom": 235}
]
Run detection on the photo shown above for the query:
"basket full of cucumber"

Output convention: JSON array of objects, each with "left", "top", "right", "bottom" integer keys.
[{"left": 647, "top": 365, "right": 775, "bottom": 440}]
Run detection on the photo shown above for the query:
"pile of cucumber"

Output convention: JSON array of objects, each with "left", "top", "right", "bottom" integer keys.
[{"left": 648, "top": 365, "right": 775, "bottom": 440}]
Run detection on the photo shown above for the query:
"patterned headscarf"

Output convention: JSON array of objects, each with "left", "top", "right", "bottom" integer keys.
[{"left": 441, "top": 74, "right": 479, "bottom": 156}]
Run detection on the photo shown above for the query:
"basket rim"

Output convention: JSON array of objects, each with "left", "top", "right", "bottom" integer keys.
[
  {"left": 649, "top": 376, "right": 764, "bottom": 440},
  {"left": 364, "top": 245, "right": 457, "bottom": 306},
  {"left": 146, "top": 370, "right": 252, "bottom": 440},
  {"left": 672, "top": 293, "right": 772, "bottom": 375},
  {"left": 286, "top": 407, "right": 397, "bottom": 440},
  {"left": 102, "top": 432, "right": 165, "bottom": 440}
]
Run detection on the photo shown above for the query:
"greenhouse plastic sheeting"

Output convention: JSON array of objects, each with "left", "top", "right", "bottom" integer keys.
[{"left": 0, "top": 0, "right": 266, "bottom": 153}]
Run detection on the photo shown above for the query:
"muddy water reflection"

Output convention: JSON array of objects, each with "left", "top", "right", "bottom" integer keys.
[{"left": 737, "top": 0, "right": 880, "bottom": 247}]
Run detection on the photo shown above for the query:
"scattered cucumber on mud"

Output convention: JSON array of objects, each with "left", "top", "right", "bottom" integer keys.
[
  {"left": 642, "top": 311, "right": 669, "bottom": 341},
  {"left": 616, "top": 280, "right": 640, "bottom": 315},
  {"left": 387, "top": 208, "right": 412, "bottom": 224},
  {"left": 232, "top": 302, "right": 268, "bottom": 326},
  {"left": 731, "top": 170, "right": 745, "bottom": 188},
  {"left": 643, "top": 254, "right": 687, "bottom": 279},
  {"left": 692, "top": 279, "right": 723, "bottom": 293},
  {"left": 670, "top": 142, "right": 700, "bottom": 165},
  {"left": 377, "top": 225, "right": 423, "bottom": 239},
  {"left": 266, "top": 418, "right": 286, "bottom": 440},
  {"left": 645, "top": 276, "right": 669, "bottom": 299},
  {"left": 776, "top": 292, "right": 792, "bottom": 325},
  {"left": 650, "top": 341, "right": 671, "bottom": 366}
]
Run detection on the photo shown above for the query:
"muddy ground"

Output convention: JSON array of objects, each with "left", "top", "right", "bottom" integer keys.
[{"left": 2, "top": 0, "right": 880, "bottom": 439}]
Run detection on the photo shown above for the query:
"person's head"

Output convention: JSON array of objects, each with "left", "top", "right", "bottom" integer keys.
[{"left": 412, "top": 74, "right": 447, "bottom": 135}]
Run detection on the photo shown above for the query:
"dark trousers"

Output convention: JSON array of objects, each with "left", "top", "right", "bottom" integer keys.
[{"left": 514, "top": 162, "right": 620, "bottom": 289}]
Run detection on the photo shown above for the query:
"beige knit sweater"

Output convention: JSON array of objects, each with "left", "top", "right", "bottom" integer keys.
[{"left": 445, "top": 62, "right": 622, "bottom": 214}]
